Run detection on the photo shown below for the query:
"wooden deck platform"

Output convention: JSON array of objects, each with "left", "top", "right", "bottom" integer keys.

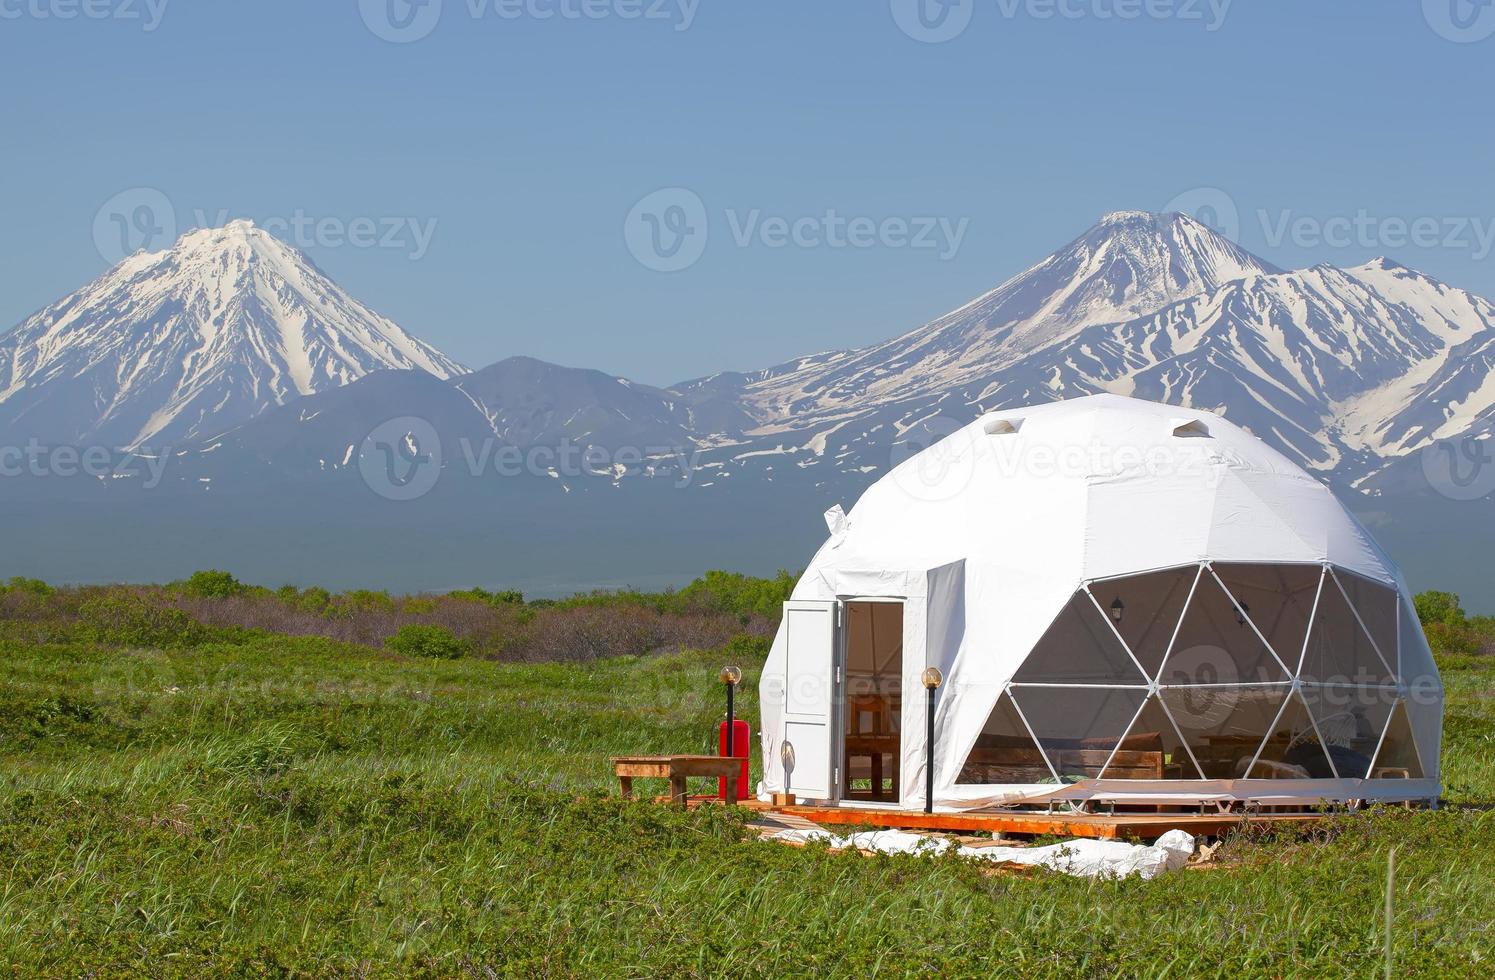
[{"left": 770, "top": 803, "right": 1323, "bottom": 840}]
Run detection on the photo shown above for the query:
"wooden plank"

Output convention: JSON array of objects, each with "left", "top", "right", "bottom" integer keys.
[
  {"left": 614, "top": 762, "right": 674, "bottom": 778},
  {"left": 775, "top": 804, "right": 1324, "bottom": 841}
]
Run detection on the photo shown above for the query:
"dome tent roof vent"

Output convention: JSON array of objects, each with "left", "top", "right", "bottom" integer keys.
[{"left": 1172, "top": 418, "right": 1211, "bottom": 439}]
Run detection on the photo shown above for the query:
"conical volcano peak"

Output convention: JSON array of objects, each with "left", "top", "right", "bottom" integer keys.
[
  {"left": 0, "top": 219, "right": 464, "bottom": 449},
  {"left": 1095, "top": 209, "right": 1159, "bottom": 226},
  {"left": 731, "top": 210, "right": 1286, "bottom": 420},
  {"left": 170, "top": 219, "right": 286, "bottom": 261}
]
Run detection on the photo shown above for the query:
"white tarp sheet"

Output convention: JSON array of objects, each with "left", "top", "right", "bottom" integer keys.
[{"left": 769, "top": 827, "right": 1197, "bottom": 880}]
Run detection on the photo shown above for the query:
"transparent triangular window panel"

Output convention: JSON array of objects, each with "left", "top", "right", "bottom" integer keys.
[
  {"left": 1093, "top": 566, "right": 1197, "bottom": 681},
  {"left": 1009, "top": 686, "right": 1148, "bottom": 781},
  {"left": 1101, "top": 696, "right": 1204, "bottom": 780},
  {"left": 956, "top": 692, "right": 1056, "bottom": 785},
  {"left": 1248, "top": 691, "right": 1337, "bottom": 779},
  {"left": 1301, "top": 570, "right": 1396, "bottom": 687},
  {"left": 1213, "top": 563, "right": 1321, "bottom": 674},
  {"left": 1161, "top": 685, "right": 1289, "bottom": 779},
  {"left": 1398, "top": 599, "right": 1441, "bottom": 695},
  {"left": 1370, "top": 700, "right": 1425, "bottom": 780},
  {"left": 1300, "top": 684, "right": 1396, "bottom": 780},
  {"left": 1334, "top": 570, "right": 1399, "bottom": 678},
  {"left": 1011, "top": 591, "right": 1146, "bottom": 685},
  {"left": 1162, "top": 571, "right": 1289, "bottom": 685}
]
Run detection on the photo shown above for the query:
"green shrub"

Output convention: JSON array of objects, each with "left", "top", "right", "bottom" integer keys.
[
  {"left": 304, "top": 587, "right": 334, "bottom": 614},
  {"left": 385, "top": 624, "right": 467, "bottom": 659},
  {"left": 340, "top": 589, "right": 395, "bottom": 613},
  {"left": 722, "top": 633, "right": 770, "bottom": 662},
  {"left": 448, "top": 587, "right": 525, "bottom": 607},
  {"left": 78, "top": 592, "right": 209, "bottom": 648},
  {"left": 1416, "top": 590, "right": 1495, "bottom": 656},
  {"left": 1416, "top": 590, "right": 1465, "bottom": 627},
  {"left": 676, "top": 569, "right": 796, "bottom": 621},
  {"left": 182, "top": 569, "right": 247, "bottom": 599},
  {"left": 4, "top": 576, "right": 54, "bottom": 598}
]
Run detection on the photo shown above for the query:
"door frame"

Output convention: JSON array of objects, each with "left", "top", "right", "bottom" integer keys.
[{"left": 835, "top": 595, "right": 907, "bottom": 809}]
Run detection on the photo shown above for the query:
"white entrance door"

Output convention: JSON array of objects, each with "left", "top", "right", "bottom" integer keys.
[{"left": 781, "top": 600, "right": 841, "bottom": 801}]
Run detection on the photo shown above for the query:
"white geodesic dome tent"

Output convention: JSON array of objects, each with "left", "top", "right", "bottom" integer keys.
[{"left": 758, "top": 395, "right": 1442, "bottom": 811}]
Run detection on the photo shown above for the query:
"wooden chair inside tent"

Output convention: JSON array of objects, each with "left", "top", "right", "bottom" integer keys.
[{"left": 845, "top": 694, "right": 898, "bottom": 801}]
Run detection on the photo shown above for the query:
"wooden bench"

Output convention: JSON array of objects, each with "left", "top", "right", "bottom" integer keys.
[{"left": 612, "top": 755, "right": 742, "bottom": 805}]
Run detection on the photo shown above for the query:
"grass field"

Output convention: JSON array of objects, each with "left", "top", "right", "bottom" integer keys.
[{"left": 0, "top": 590, "right": 1492, "bottom": 975}]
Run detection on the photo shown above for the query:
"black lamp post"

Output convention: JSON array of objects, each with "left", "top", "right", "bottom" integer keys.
[
  {"left": 720, "top": 665, "right": 742, "bottom": 757},
  {"left": 921, "top": 666, "right": 943, "bottom": 814}
]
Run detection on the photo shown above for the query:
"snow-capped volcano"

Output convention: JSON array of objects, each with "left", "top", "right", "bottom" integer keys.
[
  {"left": 713, "top": 211, "right": 1280, "bottom": 422},
  {"left": 0, "top": 220, "right": 463, "bottom": 448},
  {"left": 678, "top": 212, "right": 1494, "bottom": 491}
]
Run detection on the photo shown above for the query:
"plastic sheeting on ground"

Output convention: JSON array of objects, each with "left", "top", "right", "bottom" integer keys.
[{"left": 769, "top": 826, "right": 1196, "bottom": 880}]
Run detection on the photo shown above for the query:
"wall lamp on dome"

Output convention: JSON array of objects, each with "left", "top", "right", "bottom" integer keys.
[
  {"left": 1110, "top": 597, "right": 1126, "bottom": 623},
  {"left": 1234, "top": 601, "right": 1251, "bottom": 627}
]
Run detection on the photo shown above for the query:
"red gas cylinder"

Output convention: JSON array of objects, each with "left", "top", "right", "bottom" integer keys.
[{"left": 718, "top": 719, "right": 751, "bottom": 801}]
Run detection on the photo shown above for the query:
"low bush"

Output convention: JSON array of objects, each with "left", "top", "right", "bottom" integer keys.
[
  {"left": 77, "top": 591, "right": 210, "bottom": 648},
  {"left": 180, "top": 569, "right": 247, "bottom": 599},
  {"left": 1416, "top": 590, "right": 1495, "bottom": 657},
  {"left": 449, "top": 587, "right": 525, "bottom": 607},
  {"left": 385, "top": 624, "right": 468, "bottom": 659},
  {"left": 0, "top": 571, "right": 784, "bottom": 663},
  {"left": 3, "top": 576, "right": 54, "bottom": 598}
]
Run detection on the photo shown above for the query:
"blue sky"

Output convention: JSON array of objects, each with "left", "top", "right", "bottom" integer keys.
[{"left": 2, "top": 1, "right": 1493, "bottom": 384}]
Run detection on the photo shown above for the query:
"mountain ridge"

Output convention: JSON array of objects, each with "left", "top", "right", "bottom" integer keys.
[{"left": 5, "top": 211, "right": 1495, "bottom": 602}]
